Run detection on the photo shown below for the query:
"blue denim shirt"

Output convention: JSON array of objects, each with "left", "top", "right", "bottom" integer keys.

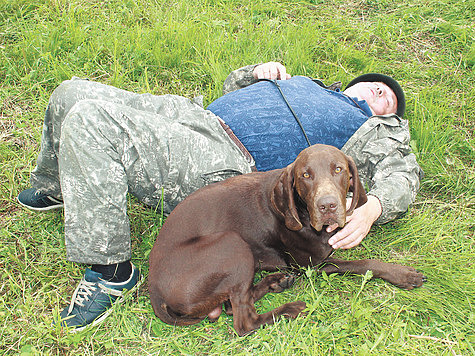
[{"left": 207, "top": 76, "right": 371, "bottom": 171}]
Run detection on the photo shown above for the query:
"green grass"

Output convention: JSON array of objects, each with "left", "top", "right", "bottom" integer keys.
[{"left": 1, "top": 0, "right": 474, "bottom": 354}]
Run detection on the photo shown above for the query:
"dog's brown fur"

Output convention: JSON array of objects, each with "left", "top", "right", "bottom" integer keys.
[{"left": 148, "top": 144, "right": 425, "bottom": 336}]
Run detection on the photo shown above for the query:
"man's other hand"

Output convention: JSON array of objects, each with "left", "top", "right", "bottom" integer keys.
[{"left": 253, "top": 62, "right": 291, "bottom": 80}]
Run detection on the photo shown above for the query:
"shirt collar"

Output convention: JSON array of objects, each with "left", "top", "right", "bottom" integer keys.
[
  {"left": 353, "top": 98, "right": 374, "bottom": 117},
  {"left": 334, "top": 88, "right": 373, "bottom": 117}
]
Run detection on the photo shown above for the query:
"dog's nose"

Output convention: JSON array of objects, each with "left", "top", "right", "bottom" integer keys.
[{"left": 317, "top": 196, "right": 338, "bottom": 213}]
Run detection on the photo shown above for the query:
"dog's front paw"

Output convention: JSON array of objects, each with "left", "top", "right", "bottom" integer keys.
[
  {"left": 269, "top": 273, "right": 296, "bottom": 293},
  {"left": 390, "top": 266, "right": 427, "bottom": 290}
]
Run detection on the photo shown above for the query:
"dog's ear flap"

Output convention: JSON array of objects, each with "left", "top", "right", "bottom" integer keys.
[
  {"left": 271, "top": 164, "right": 303, "bottom": 231},
  {"left": 346, "top": 154, "right": 367, "bottom": 215}
]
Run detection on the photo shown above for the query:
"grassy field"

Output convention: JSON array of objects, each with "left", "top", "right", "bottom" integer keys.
[{"left": 1, "top": 0, "right": 474, "bottom": 354}]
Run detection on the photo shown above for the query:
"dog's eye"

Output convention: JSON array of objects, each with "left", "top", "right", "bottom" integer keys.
[
  {"left": 335, "top": 167, "right": 342, "bottom": 173},
  {"left": 303, "top": 172, "right": 310, "bottom": 178}
]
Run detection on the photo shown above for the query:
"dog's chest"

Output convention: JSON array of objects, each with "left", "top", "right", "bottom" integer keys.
[{"left": 280, "top": 228, "right": 334, "bottom": 267}]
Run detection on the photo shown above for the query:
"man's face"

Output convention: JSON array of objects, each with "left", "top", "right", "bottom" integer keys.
[{"left": 343, "top": 81, "right": 397, "bottom": 116}]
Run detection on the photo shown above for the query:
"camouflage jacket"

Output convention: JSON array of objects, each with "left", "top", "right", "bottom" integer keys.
[{"left": 221, "top": 64, "right": 423, "bottom": 224}]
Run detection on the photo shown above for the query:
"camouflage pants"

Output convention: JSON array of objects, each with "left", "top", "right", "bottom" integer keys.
[{"left": 31, "top": 78, "right": 253, "bottom": 264}]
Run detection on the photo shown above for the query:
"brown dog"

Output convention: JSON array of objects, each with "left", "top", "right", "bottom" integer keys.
[{"left": 148, "top": 144, "right": 425, "bottom": 336}]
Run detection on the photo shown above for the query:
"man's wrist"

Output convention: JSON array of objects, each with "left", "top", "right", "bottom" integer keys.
[{"left": 366, "top": 195, "right": 383, "bottom": 223}]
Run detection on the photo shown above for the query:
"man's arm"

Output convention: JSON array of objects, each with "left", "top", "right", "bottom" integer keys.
[
  {"left": 328, "top": 117, "right": 423, "bottom": 249},
  {"left": 362, "top": 117, "right": 422, "bottom": 225},
  {"left": 223, "top": 62, "right": 291, "bottom": 94}
]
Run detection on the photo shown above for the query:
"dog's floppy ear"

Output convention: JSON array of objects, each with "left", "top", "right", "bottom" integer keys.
[
  {"left": 271, "top": 164, "right": 303, "bottom": 231},
  {"left": 346, "top": 154, "right": 368, "bottom": 215}
]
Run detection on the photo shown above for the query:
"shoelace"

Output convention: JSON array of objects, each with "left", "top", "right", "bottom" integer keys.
[
  {"left": 68, "top": 278, "right": 97, "bottom": 313},
  {"left": 67, "top": 277, "right": 124, "bottom": 314},
  {"left": 33, "top": 190, "right": 63, "bottom": 203}
]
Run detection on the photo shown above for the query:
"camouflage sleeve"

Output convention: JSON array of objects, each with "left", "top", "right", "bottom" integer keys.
[
  {"left": 222, "top": 64, "right": 261, "bottom": 94},
  {"left": 343, "top": 116, "right": 423, "bottom": 225},
  {"left": 366, "top": 129, "right": 422, "bottom": 225}
]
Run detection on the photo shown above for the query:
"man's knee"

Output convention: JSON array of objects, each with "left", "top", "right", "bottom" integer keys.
[
  {"left": 49, "top": 78, "right": 94, "bottom": 115},
  {"left": 62, "top": 99, "right": 109, "bottom": 134}
]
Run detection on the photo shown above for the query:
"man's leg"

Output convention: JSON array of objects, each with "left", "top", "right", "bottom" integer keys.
[{"left": 55, "top": 99, "right": 165, "bottom": 331}]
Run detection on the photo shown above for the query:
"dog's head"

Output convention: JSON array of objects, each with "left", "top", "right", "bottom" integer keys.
[{"left": 271, "top": 144, "right": 367, "bottom": 231}]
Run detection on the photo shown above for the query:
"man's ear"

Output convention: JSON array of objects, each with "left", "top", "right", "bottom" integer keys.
[
  {"left": 271, "top": 164, "right": 303, "bottom": 231},
  {"left": 346, "top": 155, "right": 367, "bottom": 214}
]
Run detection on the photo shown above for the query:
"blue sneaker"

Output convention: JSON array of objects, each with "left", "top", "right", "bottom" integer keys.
[
  {"left": 17, "top": 188, "right": 63, "bottom": 211},
  {"left": 57, "top": 262, "right": 141, "bottom": 332}
]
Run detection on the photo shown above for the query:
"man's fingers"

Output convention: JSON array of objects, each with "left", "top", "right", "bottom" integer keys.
[
  {"left": 332, "top": 231, "right": 362, "bottom": 249},
  {"left": 253, "top": 62, "right": 290, "bottom": 80},
  {"left": 328, "top": 230, "right": 347, "bottom": 248},
  {"left": 339, "top": 235, "right": 364, "bottom": 249},
  {"left": 328, "top": 218, "right": 361, "bottom": 249},
  {"left": 255, "top": 68, "right": 265, "bottom": 79},
  {"left": 277, "top": 65, "right": 288, "bottom": 80}
]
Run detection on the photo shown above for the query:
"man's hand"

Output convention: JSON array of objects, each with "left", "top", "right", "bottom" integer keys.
[
  {"left": 327, "top": 195, "right": 382, "bottom": 249},
  {"left": 253, "top": 62, "right": 291, "bottom": 80}
]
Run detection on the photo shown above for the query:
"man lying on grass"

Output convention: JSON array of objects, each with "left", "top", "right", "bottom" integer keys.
[{"left": 17, "top": 61, "right": 422, "bottom": 332}]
